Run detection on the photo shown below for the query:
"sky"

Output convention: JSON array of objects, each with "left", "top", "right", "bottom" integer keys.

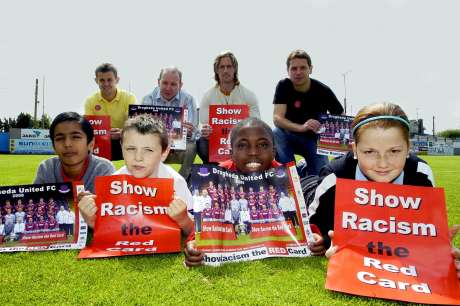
[{"left": 1, "top": 0, "right": 459, "bottom": 133}]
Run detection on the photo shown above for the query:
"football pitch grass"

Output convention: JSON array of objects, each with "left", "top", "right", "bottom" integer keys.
[{"left": 0, "top": 154, "right": 459, "bottom": 305}]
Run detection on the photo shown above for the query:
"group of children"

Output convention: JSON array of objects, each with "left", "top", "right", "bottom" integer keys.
[{"left": 5, "top": 101, "right": 457, "bottom": 280}]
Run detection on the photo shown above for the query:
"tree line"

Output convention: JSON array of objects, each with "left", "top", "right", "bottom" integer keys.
[{"left": 0, "top": 113, "right": 51, "bottom": 132}]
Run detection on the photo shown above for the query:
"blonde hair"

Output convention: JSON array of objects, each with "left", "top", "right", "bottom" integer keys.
[{"left": 352, "top": 102, "right": 410, "bottom": 145}]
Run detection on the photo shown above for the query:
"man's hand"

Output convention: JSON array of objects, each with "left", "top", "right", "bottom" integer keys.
[
  {"left": 301, "top": 119, "right": 321, "bottom": 133},
  {"left": 183, "top": 122, "right": 194, "bottom": 137},
  {"left": 110, "top": 128, "right": 122, "bottom": 140}
]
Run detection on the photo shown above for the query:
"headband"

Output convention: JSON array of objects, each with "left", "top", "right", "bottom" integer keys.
[{"left": 352, "top": 115, "right": 410, "bottom": 136}]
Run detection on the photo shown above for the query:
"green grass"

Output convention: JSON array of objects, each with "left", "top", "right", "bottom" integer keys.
[{"left": 0, "top": 154, "right": 459, "bottom": 305}]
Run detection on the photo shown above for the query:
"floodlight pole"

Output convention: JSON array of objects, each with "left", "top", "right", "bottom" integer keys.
[
  {"left": 41, "top": 76, "right": 45, "bottom": 128},
  {"left": 34, "top": 78, "right": 39, "bottom": 128},
  {"left": 342, "top": 70, "right": 351, "bottom": 115}
]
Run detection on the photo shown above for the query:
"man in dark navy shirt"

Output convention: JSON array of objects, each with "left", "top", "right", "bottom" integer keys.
[{"left": 273, "top": 49, "right": 343, "bottom": 175}]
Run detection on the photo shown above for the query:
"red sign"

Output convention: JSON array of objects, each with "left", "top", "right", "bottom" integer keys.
[
  {"left": 85, "top": 115, "right": 111, "bottom": 161},
  {"left": 78, "top": 175, "right": 181, "bottom": 259},
  {"left": 200, "top": 221, "right": 237, "bottom": 240},
  {"left": 250, "top": 221, "right": 296, "bottom": 239},
  {"left": 21, "top": 231, "right": 66, "bottom": 242},
  {"left": 326, "top": 178, "right": 460, "bottom": 305},
  {"left": 208, "top": 105, "right": 249, "bottom": 162}
]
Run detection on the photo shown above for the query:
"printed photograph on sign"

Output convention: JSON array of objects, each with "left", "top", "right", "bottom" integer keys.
[
  {"left": 317, "top": 113, "right": 354, "bottom": 157},
  {"left": 0, "top": 183, "right": 86, "bottom": 252},
  {"left": 189, "top": 164, "right": 312, "bottom": 265},
  {"left": 128, "top": 105, "right": 187, "bottom": 150}
]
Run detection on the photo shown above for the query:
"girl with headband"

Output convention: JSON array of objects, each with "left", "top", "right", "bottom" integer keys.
[
  {"left": 307, "top": 102, "right": 436, "bottom": 255},
  {"left": 308, "top": 102, "right": 460, "bottom": 278}
]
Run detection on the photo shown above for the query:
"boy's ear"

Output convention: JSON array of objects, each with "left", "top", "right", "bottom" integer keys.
[
  {"left": 88, "top": 139, "right": 95, "bottom": 153},
  {"left": 160, "top": 145, "right": 171, "bottom": 162},
  {"left": 352, "top": 142, "right": 357, "bottom": 159}
]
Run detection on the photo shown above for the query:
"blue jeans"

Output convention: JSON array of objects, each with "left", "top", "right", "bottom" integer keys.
[{"left": 273, "top": 127, "right": 328, "bottom": 176}]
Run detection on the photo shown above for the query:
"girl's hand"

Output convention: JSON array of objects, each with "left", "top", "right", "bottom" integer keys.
[
  {"left": 449, "top": 225, "right": 460, "bottom": 279},
  {"left": 325, "top": 230, "right": 338, "bottom": 259}
]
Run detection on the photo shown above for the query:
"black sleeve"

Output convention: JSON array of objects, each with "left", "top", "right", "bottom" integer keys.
[
  {"left": 309, "top": 185, "right": 336, "bottom": 248},
  {"left": 326, "top": 87, "right": 344, "bottom": 115},
  {"left": 273, "top": 80, "right": 287, "bottom": 104}
]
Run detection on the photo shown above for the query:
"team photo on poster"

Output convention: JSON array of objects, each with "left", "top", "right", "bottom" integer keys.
[
  {"left": 0, "top": 182, "right": 86, "bottom": 252},
  {"left": 317, "top": 113, "right": 354, "bottom": 157},
  {"left": 128, "top": 104, "right": 187, "bottom": 150},
  {"left": 189, "top": 163, "right": 312, "bottom": 265}
]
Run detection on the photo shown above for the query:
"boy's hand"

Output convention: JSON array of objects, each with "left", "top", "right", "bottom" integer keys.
[
  {"left": 78, "top": 194, "right": 97, "bottom": 229},
  {"left": 77, "top": 191, "right": 92, "bottom": 203},
  {"left": 184, "top": 240, "right": 204, "bottom": 267},
  {"left": 308, "top": 233, "right": 327, "bottom": 256},
  {"left": 167, "top": 198, "right": 193, "bottom": 235}
]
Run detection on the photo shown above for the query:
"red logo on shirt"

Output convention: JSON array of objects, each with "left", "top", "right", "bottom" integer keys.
[
  {"left": 95, "top": 105, "right": 101, "bottom": 111},
  {"left": 294, "top": 100, "right": 301, "bottom": 108}
]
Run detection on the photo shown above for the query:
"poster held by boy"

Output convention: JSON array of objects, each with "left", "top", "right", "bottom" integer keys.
[
  {"left": 0, "top": 182, "right": 86, "bottom": 252},
  {"left": 78, "top": 175, "right": 181, "bottom": 258},
  {"left": 78, "top": 114, "right": 193, "bottom": 258}
]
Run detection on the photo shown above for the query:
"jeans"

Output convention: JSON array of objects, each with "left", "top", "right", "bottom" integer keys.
[
  {"left": 196, "top": 137, "right": 210, "bottom": 164},
  {"left": 273, "top": 127, "right": 328, "bottom": 176},
  {"left": 164, "top": 141, "right": 197, "bottom": 180}
]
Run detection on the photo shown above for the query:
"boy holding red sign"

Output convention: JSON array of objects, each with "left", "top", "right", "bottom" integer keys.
[
  {"left": 78, "top": 115, "right": 193, "bottom": 235},
  {"left": 184, "top": 117, "right": 282, "bottom": 266}
]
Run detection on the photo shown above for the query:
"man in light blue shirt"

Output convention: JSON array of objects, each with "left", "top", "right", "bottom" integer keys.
[{"left": 142, "top": 67, "right": 198, "bottom": 180}]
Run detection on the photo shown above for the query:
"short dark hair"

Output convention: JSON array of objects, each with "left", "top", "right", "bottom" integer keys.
[
  {"left": 49, "top": 112, "right": 94, "bottom": 145},
  {"left": 121, "top": 114, "right": 169, "bottom": 152},
  {"left": 95, "top": 63, "right": 118, "bottom": 78},
  {"left": 230, "top": 117, "right": 274, "bottom": 148},
  {"left": 286, "top": 49, "right": 312, "bottom": 69}
]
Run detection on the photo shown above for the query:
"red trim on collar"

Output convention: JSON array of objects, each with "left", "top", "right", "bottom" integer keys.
[{"left": 61, "top": 156, "right": 90, "bottom": 182}]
